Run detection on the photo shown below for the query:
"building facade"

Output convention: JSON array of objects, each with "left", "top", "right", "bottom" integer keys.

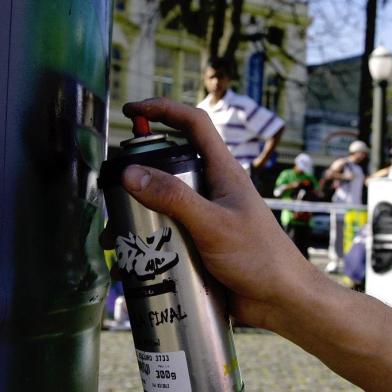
[
  {"left": 108, "top": 0, "right": 309, "bottom": 169},
  {"left": 305, "top": 56, "right": 362, "bottom": 168}
]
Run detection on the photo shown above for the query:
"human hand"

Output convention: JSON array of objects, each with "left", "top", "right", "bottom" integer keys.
[
  {"left": 289, "top": 180, "right": 302, "bottom": 189},
  {"left": 102, "top": 98, "right": 308, "bottom": 329},
  {"left": 102, "top": 101, "right": 392, "bottom": 389},
  {"left": 343, "top": 172, "right": 355, "bottom": 181}
]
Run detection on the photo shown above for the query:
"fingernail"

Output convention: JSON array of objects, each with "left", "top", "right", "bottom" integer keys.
[{"left": 122, "top": 165, "right": 151, "bottom": 191}]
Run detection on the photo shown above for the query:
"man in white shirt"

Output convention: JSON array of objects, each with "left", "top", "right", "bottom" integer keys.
[
  {"left": 197, "top": 57, "right": 285, "bottom": 180},
  {"left": 324, "top": 140, "right": 369, "bottom": 273}
]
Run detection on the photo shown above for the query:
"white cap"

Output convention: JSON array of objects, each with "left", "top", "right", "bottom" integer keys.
[
  {"left": 349, "top": 140, "right": 369, "bottom": 154},
  {"left": 295, "top": 153, "right": 313, "bottom": 174}
]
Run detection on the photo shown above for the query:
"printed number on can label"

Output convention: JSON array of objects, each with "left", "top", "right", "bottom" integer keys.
[{"left": 136, "top": 349, "right": 192, "bottom": 391}]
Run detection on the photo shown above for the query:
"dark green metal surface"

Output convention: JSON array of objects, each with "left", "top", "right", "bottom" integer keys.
[{"left": 0, "top": 1, "right": 113, "bottom": 390}]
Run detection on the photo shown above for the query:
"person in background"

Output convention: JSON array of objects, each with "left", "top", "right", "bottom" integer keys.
[
  {"left": 197, "top": 57, "right": 285, "bottom": 189},
  {"left": 274, "top": 153, "right": 319, "bottom": 258},
  {"left": 102, "top": 98, "right": 392, "bottom": 391},
  {"left": 323, "top": 140, "right": 369, "bottom": 273},
  {"left": 366, "top": 147, "right": 392, "bottom": 183}
]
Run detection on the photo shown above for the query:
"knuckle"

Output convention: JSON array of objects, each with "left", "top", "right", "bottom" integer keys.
[
  {"left": 151, "top": 175, "right": 189, "bottom": 213},
  {"left": 165, "top": 183, "right": 188, "bottom": 211},
  {"left": 159, "top": 96, "right": 172, "bottom": 106},
  {"left": 158, "top": 97, "right": 172, "bottom": 117}
]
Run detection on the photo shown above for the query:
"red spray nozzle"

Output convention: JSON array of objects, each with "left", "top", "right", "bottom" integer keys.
[{"left": 132, "top": 116, "right": 152, "bottom": 137}]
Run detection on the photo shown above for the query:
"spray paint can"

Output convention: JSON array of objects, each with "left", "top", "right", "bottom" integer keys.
[{"left": 98, "top": 117, "right": 244, "bottom": 391}]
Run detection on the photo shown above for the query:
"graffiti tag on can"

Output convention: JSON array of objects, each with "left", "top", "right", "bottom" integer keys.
[{"left": 116, "top": 227, "right": 179, "bottom": 280}]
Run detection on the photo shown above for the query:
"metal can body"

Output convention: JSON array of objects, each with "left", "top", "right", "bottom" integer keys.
[{"left": 104, "top": 168, "right": 243, "bottom": 391}]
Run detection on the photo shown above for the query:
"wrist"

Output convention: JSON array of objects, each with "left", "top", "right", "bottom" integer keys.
[
  {"left": 262, "top": 253, "right": 331, "bottom": 332},
  {"left": 266, "top": 259, "right": 379, "bottom": 351}
]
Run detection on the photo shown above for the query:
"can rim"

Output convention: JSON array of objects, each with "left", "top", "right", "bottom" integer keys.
[
  {"left": 120, "top": 134, "right": 166, "bottom": 147},
  {"left": 98, "top": 144, "right": 202, "bottom": 189}
]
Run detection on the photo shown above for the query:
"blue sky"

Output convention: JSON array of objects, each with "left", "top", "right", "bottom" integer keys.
[{"left": 307, "top": 0, "right": 392, "bottom": 65}]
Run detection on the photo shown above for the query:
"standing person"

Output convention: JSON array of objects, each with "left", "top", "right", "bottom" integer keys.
[
  {"left": 274, "top": 153, "right": 319, "bottom": 258},
  {"left": 197, "top": 57, "right": 285, "bottom": 188},
  {"left": 324, "top": 140, "right": 369, "bottom": 273}
]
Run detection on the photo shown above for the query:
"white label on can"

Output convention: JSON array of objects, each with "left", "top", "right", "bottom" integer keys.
[{"left": 135, "top": 349, "right": 192, "bottom": 392}]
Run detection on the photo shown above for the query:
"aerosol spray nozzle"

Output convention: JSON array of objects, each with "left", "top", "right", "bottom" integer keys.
[
  {"left": 120, "top": 115, "right": 166, "bottom": 149},
  {"left": 132, "top": 116, "right": 151, "bottom": 137}
]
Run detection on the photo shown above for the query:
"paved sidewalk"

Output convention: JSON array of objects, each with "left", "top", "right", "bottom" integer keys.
[
  {"left": 99, "top": 330, "right": 360, "bottom": 391},
  {"left": 99, "top": 248, "right": 362, "bottom": 391}
]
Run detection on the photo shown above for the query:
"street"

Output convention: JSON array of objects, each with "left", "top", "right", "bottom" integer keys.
[
  {"left": 98, "top": 248, "right": 362, "bottom": 392},
  {"left": 99, "top": 329, "right": 360, "bottom": 392}
]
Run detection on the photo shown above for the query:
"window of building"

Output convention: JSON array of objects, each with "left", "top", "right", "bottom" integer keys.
[
  {"left": 264, "top": 73, "right": 283, "bottom": 112},
  {"left": 110, "top": 46, "right": 125, "bottom": 103},
  {"left": 115, "top": 0, "right": 127, "bottom": 11},
  {"left": 182, "top": 51, "right": 201, "bottom": 105},
  {"left": 154, "top": 46, "right": 175, "bottom": 99},
  {"left": 154, "top": 46, "right": 201, "bottom": 105}
]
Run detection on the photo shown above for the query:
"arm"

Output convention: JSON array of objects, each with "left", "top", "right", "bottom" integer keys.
[
  {"left": 273, "top": 171, "right": 303, "bottom": 198},
  {"left": 309, "top": 175, "right": 323, "bottom": 199},
  {"left": 365, "top": 166, "right": 391, "bottom": 185},
  {"left": 108, "top": 98, "right": 392, "bottom": 392},
  {"left": 250, "top": 263, "right": 392, "bottom": 392},
  {"left": 252, "top": 126, "right": 284, "bottom": 169},
  {"left": 325, "top": 159, "right": 353, "bottom": 181}
]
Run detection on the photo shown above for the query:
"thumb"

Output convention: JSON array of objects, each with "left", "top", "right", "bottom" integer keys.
[{"left": 121, "top": 165, "right": 217, "bottom": 236}]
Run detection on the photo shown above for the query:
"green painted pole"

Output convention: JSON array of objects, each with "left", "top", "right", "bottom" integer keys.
[{"left": 0, "top": 1, "right": 113, "bottom": 391}]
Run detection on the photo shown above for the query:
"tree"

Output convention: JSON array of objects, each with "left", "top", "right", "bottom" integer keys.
[{"left": 159, "top": 0, "right": 307, "bottom": 76}]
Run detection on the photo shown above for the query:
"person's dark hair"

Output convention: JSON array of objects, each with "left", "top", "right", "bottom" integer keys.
[{"left": 205, "top": 57, "right": 234, "bottom": 79}]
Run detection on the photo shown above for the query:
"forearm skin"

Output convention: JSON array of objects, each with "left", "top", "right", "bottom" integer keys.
[{"left": 267, "top": 259, "right": 392, "bottom": 391}]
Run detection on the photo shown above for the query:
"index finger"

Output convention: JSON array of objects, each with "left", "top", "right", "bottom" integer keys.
[{"left": 122, "top": 98, "right": 240, "bottom": 179}]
